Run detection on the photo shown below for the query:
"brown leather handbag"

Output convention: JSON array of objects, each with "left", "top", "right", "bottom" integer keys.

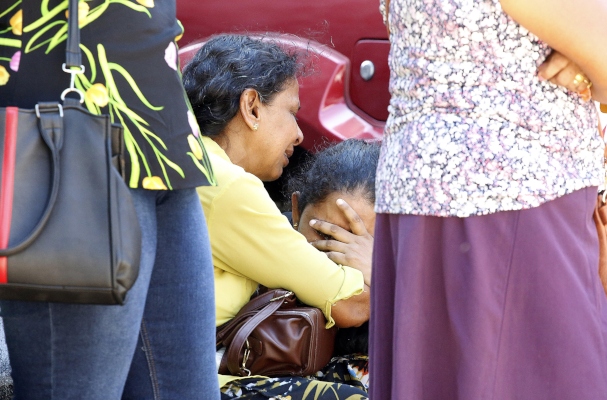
[{"left": 216, "top": 289, "right": 337, "bottom": 377}]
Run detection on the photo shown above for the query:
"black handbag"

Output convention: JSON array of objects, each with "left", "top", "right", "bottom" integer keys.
[{"left": 0, "top": 0, "right": 141, "bottom": 305}]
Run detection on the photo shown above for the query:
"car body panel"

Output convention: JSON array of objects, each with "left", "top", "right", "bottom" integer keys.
[
  {"left": 349, "top": 39, "right": 391, "bottom": 121},
  {"left": 177, "top": 0, "right": 389, "bottom": 150}
]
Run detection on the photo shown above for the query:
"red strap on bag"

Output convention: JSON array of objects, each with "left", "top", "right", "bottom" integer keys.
[{"left": 0, "top": 107, "right": 18, "bottom": 284}]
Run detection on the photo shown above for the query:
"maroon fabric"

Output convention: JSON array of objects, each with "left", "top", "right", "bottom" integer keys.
[{"left": 369, "top": 187, "right": 607, "bottom": 399}]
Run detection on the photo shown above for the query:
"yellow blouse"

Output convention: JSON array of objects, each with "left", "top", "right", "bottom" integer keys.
[{"left": 197, "top": 137, "right": 365, "bottom": 387}]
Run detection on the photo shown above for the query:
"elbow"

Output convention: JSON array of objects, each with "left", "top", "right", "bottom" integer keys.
[
  {"left": 333, "top": 309, "right": 370, "bottom": 328},
  {"left": 329, "top": 286, "right": 370, "bottom": 328}
]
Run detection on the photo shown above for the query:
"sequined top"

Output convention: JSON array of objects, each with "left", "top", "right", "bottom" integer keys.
[{"left": 376, "top": 0, "right": 603, "bottom": 217}]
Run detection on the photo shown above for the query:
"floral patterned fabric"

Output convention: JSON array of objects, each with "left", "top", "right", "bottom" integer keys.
[
  {"left": 376, "top": 0, "right": 603, "bottom": 217},
  {"left": 0, "top": 0, "right": 215, "bottom": 190},
  {"left": 312, "top": 354, "right": 369, "bottom": 393},
  {"left": 219, "top": 355, "right": 369, "bottom": 399},
  {"left": 220, "top": 375, "right": 368, "bottom": 400}
]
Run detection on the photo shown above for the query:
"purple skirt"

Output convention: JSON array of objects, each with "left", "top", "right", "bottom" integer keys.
[{"left": 369, "top": 188, "right": 607, "bottom": 399}]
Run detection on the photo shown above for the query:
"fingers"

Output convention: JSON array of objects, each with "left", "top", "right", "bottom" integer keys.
[
  {"left": 309, "top": 218, "right": 352, "bottom": 243},
  {"left": 324, "top": 251, "right": 348, "bottom": 266},
  {"left": 537, "top": 51, "right": 569, "bottom": 81},
  {"left": 573, "top": 74, "right": 593, "bottom": 102},
  {"left": 311, "top": 239, "right": 348, "bottom": 254},
  {"left": 549, "top": 70, "right": 591, "bottom": 94},
  {"left": 549, "top": 70, "right": 579, "bottom": 92},
  {"left": 307, "top": 199, "right": 369, "bottom": 241},
  {"left": 311, "top": 241, "right": 371, "bottom": 284},
  {"left": 309, "top": 214, "right": 374, "bottom": 286},
  {"left": 540, "top": 53, "right": 579, "bottom": 91},
  {"left": 537, "top": 50, "right": 592, "bottom": 101},
  {"left": 335, "top": 199, "right": 368, "bottom": 236}
]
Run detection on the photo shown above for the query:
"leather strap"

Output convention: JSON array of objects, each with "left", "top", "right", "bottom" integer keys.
[
  {"left": 225, "top": 292, "right": 292, "bottom": 376},
  {"left": 66, "top": 0, "right": 81, "bottom": 68},
  {"left": 216, "top": 289, "right": 292, "bottom": 343},
  {"left": 0, "top": 0, "right": 81, "bottom": 256},
  {"left": 0, "top": 106, "right": 62, "bottom": 257}
]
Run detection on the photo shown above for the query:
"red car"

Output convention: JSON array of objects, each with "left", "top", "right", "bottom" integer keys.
[{"left": 177, "top": 0, "right": 390, "bottom": 198}]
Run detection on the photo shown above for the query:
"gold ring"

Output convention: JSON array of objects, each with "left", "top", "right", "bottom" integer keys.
[{"left": 572, "top": 73, "right": 590, "bottom": 88}]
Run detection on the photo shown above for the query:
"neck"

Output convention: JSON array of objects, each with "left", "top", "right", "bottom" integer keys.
[{"left": 213, "top": 122, "right": 251, "bottom": 172}]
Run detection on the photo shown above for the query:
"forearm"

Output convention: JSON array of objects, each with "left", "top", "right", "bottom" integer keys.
[{"left": 330, "top": 284, "right": 370, "bottom": 328}]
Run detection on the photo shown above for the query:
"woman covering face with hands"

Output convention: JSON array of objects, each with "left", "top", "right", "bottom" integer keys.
[
  {"left": 289, "top": 139, "right": 381, "bottom": 393},
  {"left": 183, "top": 34, "right": 371, "bottom": 399},
  {"left": 290, "top": 140, "right": 378, "bottom": 288}
]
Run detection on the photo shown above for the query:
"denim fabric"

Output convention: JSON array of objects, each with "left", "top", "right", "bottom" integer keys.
[{"left": 0, "top": 188, "right": 219, "bottom": 399}]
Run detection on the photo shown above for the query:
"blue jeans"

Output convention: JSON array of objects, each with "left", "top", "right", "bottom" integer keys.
[{"left": 0, "top": 188, "right": 219, "bottom": 399}]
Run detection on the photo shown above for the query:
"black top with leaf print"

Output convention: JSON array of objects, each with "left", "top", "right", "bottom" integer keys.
[{"left": 0, "top": 0, "right": 216, "bottom": 190}]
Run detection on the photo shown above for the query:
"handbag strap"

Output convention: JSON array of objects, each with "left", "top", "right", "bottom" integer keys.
[
  {"left": 225, "top": 291, "right": 293, "bottom": 376},
  {"left": 0, "top": 105, "right": 63, "bottom": 257},
  {"left": 61, "top": 0, "right": 85, "bottom": 102},
  {"left": 216, "top": 289, "right": 292, "bottom": 343},
  {"left": 66, "top": 0, "right": 81, "bottom": 68},
  {"left": 0, "top": 2, "right": 81, "bottom": 257}
]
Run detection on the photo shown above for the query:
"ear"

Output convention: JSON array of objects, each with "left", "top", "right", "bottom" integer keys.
[
  {"left": 239, "top": 88, "right": 261, "bottom": 131},
  {"left": 291, "top": 191, "right": 301, "bottom": 230}
]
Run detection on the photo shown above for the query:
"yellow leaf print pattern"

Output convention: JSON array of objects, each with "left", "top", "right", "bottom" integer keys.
[
  {"left": 187, "top": 134, "right": 203, "bottom": 160},
  {"left": 65, "top": 1, "right": 90, "bottom": 27},
  {"left": 9, "top": 9, "right": 22, "bottom": 36},
  {"left": 85, "top": 82, "right": 109, "bottom": 107},
  {"left": 303, "top": 380, "right": 368, "bottom": 400},
  {"left": 136, "top": 0, "right": 154, "bottom": 8},
  {"left": 142, "top": 176, "right": 167, "bottom": 190},
  {"left": 0, "top": 66, "right": 9, "bottom": 85}
]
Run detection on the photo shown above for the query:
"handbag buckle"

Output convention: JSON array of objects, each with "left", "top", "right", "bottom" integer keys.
[
  {"left": 60, "top": 63, "right": 85, "bottom": 103},
  {"left": 35, "top": 103, "right": 63, "bottom": 118},
  {"left": 241, "top": 339, "right": 252, "bottom": 376},
  {"left": 269, "top": 291, "right": 293, "bottom": 302}
]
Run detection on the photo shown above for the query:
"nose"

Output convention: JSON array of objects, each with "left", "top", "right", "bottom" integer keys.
[{"left": 294, "top": 125, "right": 303, "bottom": 146}]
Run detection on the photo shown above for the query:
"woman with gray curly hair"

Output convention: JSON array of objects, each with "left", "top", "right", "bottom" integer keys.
[{"left": 183, "top": 34, "right": 372, "bottom": 399}]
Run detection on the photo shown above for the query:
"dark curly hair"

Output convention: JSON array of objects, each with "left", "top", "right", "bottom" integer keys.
[
  {"left": 288, "top": 139, "right": 380, "bottom": 356},
  {"left": 288, "top": 139, "right": 381, "bottom": 215},
  {"left": 182, "top": 34, "right": 303, "bottom": 138}
]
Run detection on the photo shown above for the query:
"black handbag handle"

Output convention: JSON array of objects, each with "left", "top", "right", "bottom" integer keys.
[
  {"left": 0, "top": 108, "right": 62, "bottom": 257},
  {"left": 225, "top": 292, "right": 293, "bottom": 376},
  {"left": 65, "top": 0, "right": 81, "bottom": 68},
  {"left": 0, "top": 0, "right": 80, "bottom": 256}
]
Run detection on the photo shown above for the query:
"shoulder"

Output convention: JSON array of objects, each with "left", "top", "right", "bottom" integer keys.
[
  {"left": 198, "top": 140, "right": 278, "bottom": 223},
  {"left": 198, "top": 154, "right": 267, "bottom": 205},
  {"left": 198, "top": 137, "right": 267, "bottom": 202}
]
